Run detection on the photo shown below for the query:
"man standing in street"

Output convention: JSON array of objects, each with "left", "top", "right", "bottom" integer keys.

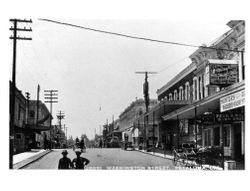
[
  {"left": 58, "top": 150, "right": 73, "bottom": 169},
  {"left": 80, "top": 138, "right": 85, "bottom": 152},
  {"left": 72, "top": 149, "right": 90, "bottom": 169}
]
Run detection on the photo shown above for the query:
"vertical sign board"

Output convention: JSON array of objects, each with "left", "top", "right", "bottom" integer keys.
[
  {"left": 204, "top": 65, "right": 210, "bottom": 86},
  {"left": 220, "top": 89, "right": 245, "bottom": 112},
  {"left": 204, "top": 59, "right": 238, "bottom": 86}
]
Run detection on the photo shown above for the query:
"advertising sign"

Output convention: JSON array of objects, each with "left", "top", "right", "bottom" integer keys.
[
  {"left": 209, "top": 64, "right": 238, "bottom": 85},
  {"left": 220, "top": 89, "right": 245, "bottom": 112},
  {"left": 215, "top": 113, "right": 244, "bottom": 122},
  {"left": 204, "top": 59, "right": 238, "bottom": 86}
]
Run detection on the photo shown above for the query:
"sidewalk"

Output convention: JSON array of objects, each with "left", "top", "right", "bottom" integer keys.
[
  {"left": 134, "top": 148, "right": 223, "bottom": 170},
  {"left": 135, "top": 148, "right": 174, "bottom": 160},
  {"left": 13, "top": 149, "right": 52, "bottom": 169}
]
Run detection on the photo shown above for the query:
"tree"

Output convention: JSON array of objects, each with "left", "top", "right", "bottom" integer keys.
[{"left": 80, "top": 134, "right": 90, "bottom": 147}]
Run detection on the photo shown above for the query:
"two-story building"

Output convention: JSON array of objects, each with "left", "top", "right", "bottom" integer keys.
[
  {"left": 119, "top": 98, "right": 158, "bottom": 147},
  {"left": 26, "top": 100, "right": 52, "bottom": 149},
  {"left": 156, "top": 20, "right": 245, "bottom": 166},
  {"left": 10, "top": 82, "right": 27, "bottom": 154},
  {"left": 10, "top": 81, "right": 53, "bottom": 153}
]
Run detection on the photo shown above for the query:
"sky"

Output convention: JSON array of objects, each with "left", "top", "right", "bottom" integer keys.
[{"left": 9, "top": 19, "right": 230, "bottom": 140}]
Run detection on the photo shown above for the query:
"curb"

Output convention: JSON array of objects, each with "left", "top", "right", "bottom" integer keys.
[
  {"left": 135, "top": 149, "right": 223, "bottom": 170},
  {"left": 135, "top": 149, "right": 174, "bottom": 160},
  {"left": 14, "top": 150, "right": 52, "bottom": 169}
]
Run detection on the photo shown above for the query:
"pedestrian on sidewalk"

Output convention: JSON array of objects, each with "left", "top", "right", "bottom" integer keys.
[
  {"left": 72, "top": 149, "right": 90, "bottom": 169},
  {"left": 58, "top": 150, "right": 73, "bottom": 169}
]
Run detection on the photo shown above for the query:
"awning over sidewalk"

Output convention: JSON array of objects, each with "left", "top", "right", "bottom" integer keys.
[
  {"left": 25, "top": 124, "right": 51, "bottom": 132},
  {"left": 162, "top": 81, "right": 245, "bottom": 120}
]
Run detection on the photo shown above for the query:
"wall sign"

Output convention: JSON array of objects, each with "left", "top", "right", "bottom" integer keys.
[
  {"left": 204, "top": 59, "right": 238, "bottom": 86},
  {"left": 220, "top": 89, "right": 245, "bottom": 112},
  {"left": 215, "top": 113, "right": 244, "bottom": 122}
]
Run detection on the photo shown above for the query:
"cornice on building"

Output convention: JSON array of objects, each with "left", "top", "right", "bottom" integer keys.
[
  {"left": 156, "top": 20, "right": 245, "bottom": 99},
  {"left": 29, "top": 100, "right": 51, "bottom": 117},
  {"left": 119, "top": 98, "right": 157, "bottom": 118},
  {"left": 156, "top": 62, "right": 196, "bottom": 96}
]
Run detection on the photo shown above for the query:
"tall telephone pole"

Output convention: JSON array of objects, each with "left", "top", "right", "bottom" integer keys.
[
  {"left": 25, "top": 92, "right": 30, "bottom": 124},
  {"left": 135, "top": 71, "right": 157, "bottom": 112},
  {"left": 36, "top": 84, "right": 40, "bottom": 125},
  {"left": 9, "top": 18, "right": 32, "bottom": 169},
  {"left": 57, "top": 110, "right": 65, "bottom": 130},
  {"left": 44, "top": 90, "right": 58, "bottom": 149},
  {"left": 63, "top": 124, "right": 68, "bottom": 140}
]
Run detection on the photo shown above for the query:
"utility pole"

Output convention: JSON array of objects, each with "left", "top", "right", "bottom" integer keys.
[
  {"left": 63, "top": 124, "right": 68, "bottom": 147},
  {"left": 25, "top": 92, "right": 30, "bottom": 124},
  {"left": 9, "top": 18, "right": 32, "bottom": 169},
  {"left": 44, "top": 90, "right": 58, "bottom": 149},
  {"left": 136, "top": 71, "right": 157, "bottom": 151},
  {"left": 56, "top": 110, "right": 65, "bottom": 148},
  {"left": 57, "top": 110, "right": 65, "bottom": 130},
  {"left": 135, "top": 71, "right": 157, "bottom": 112},
  {"left": 36, "top": 84, "right": 40, "bottom": 125},
  {"left": 112, "top": 115, "right": 114, "bottom": 138}
]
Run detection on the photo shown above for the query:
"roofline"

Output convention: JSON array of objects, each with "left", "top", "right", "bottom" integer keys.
[
  {"left": 157, "top": 20, "right": 241, "bottom": 98},
  {"left": 156, "top": 62, "right": 196, "bottom": 96}
]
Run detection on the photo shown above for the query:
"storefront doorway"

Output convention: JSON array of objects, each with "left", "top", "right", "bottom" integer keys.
[{"left": 233, "top": 123, "right": 242, "bottom": 160}]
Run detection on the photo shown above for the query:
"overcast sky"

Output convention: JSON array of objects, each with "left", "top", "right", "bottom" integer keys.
[{"left": 10, "top": 19, "right": 230, "bottom": 139}]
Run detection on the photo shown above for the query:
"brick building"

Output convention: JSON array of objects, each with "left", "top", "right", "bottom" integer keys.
[{"left": 135, "top": 20, "right": 245, "bottom": 168}]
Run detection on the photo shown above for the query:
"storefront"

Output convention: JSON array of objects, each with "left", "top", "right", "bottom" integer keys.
[
  {"left": 219, "top": 88, "right": 245, "bottom": 161},
  {"left": 162, "top": 81, "right": 245, "bottom": 167}
]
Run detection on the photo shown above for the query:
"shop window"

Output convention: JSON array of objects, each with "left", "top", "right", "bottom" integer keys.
[
  {"left": 16, "top": 134, "right": 22, "bottom": 139},
  {"left": 204, "top": 129, "right": 212, "bottom": 146},
  {"left": 180, "top": 119, "right": 188, "bottom": 134},
  {"left": 192, "top": 124, "right": 200, "bottom": 135},
  {"left": 224, "top": 127, "right": 230, "bottom": 147},
  {"left": 214, "top": 127, "right": 220, "bottom": 146},
  {"left": 29, "top": 110, "right": 35, "bottom": 118}
]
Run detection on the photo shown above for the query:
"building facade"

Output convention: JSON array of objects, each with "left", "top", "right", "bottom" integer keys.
[
  {"left": 134, "top": 20, "right": 245, "bottom": 167},
  {"left": 10, "top": 82, "right": 27, "bottom": 154},
  {"left": 27, "top": 100, "right": 52, "bottom": 149},
  {"left": 10, "top": 82, "right": 53, "bottom": 153},
  {"left": 119, "top": 98, "right": 158, "bottom": 147}
]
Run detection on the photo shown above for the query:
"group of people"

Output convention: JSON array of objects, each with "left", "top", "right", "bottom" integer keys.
[{"left": 58, "top": 149, "right": 90, "bottom": 169}]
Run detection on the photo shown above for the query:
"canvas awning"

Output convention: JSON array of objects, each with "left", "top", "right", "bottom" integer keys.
[{"left": 162, "top": 81, "right": 245, "bottom": 121}]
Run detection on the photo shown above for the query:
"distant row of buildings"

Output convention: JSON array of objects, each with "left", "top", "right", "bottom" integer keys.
[
  {"left": 10, "top": 82, "right": 66, "bottom": 154},
  {"left": 103, "top": 20, "right": 245, "bottom": 167}
]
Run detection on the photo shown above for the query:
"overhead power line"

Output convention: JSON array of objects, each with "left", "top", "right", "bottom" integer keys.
[{"left": 38, "top": 18, "right": 243, "bottom": 53}]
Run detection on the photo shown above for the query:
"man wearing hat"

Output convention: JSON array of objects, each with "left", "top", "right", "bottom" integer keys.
[
  {"left": 58, "top": 150, "right": 73, "bottom": 169},
  {"left": 72, "top": 149, "right": 90, "bottom": 169}
]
